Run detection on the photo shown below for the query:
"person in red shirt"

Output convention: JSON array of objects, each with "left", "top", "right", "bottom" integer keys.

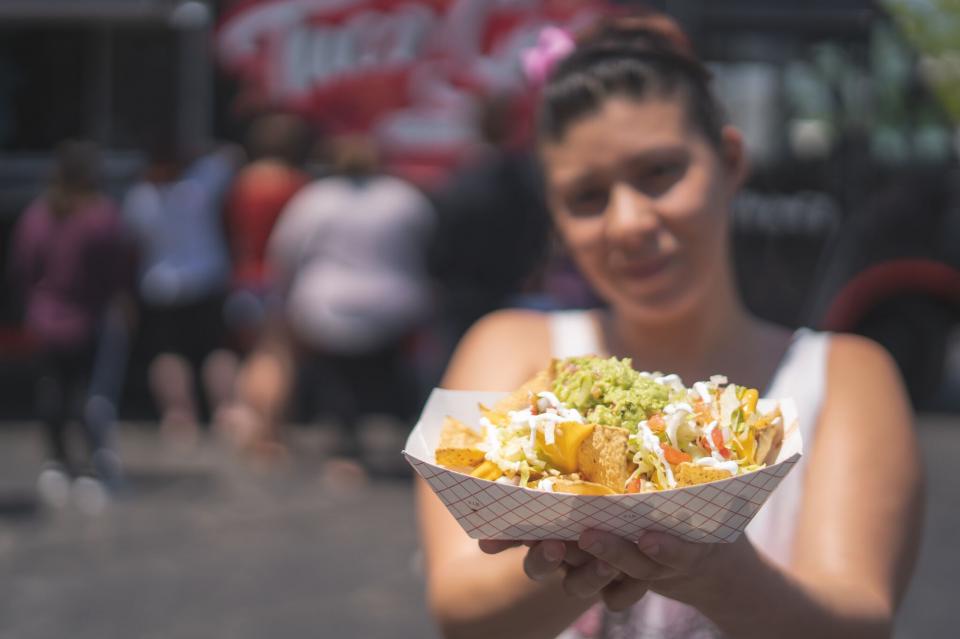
[{"left": 222, "top": 113, "right": 311, "bottom": 351}]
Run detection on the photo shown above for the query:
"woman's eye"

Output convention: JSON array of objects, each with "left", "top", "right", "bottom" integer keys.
[
  {"left": 636, "top": 163, "right": 684, "bottom": 194},
  {"left": 566, "top": 188, "right": 608, "bottom": 217}
]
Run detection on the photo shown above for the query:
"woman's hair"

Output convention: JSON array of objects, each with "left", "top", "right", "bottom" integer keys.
[
  {"left": 538, "top": 12, "right": 724, "bottom": 149},
  {"left": 47, "top": 139, "right": 102, "bottom": 218}
]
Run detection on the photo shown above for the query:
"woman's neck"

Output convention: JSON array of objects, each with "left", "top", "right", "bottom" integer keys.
[{"left": 603, "top": 272, "right": 788, "bottom": 389}]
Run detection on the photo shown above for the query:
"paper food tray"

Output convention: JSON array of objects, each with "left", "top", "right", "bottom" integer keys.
[{"left": 404, "top": 389, "right": 802, "bottom": 543}]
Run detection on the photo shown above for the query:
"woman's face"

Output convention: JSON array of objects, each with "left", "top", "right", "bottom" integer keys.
[{"left": 541, "top": 96, "right": 744, "bottom": 323}]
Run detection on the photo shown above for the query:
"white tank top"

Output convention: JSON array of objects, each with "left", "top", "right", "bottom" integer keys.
[{"left": 549, "top": 310, "right": 830, "bottom": 639}]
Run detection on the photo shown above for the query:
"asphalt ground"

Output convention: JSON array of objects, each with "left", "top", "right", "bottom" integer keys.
[{"left": 1, "top": 415, "right": 956, "bottom": 639}]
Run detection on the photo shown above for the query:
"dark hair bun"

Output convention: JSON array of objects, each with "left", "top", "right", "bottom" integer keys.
[
  {"left": 578, "top": 13, "right": 697, "bottom": 62},
  {"left": 539, "top": 10, "right": 723, "bottom": 146}
]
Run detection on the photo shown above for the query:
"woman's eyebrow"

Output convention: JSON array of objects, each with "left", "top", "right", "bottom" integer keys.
[
  {"left": 554, "top": 145, "right": 690, "bottom": 192},
  {"left": 556, "top": 171, "right": 607, "bottom": 195},
  {"left": 621, "top": 145, "right": 689, "bottom": 166}
]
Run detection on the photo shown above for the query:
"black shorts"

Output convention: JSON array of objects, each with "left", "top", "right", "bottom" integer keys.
[{"left": 137, "top": 293, "right": 226, "bottom": 367}]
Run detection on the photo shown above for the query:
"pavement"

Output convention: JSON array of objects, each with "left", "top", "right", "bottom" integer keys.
[{"left": 1, "top": 415, "right": 957, "bottom": 639}]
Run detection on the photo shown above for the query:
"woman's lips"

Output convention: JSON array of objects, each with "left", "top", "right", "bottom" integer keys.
[{"left": 614, "top": 254, "right": 672, "bottom": 280}]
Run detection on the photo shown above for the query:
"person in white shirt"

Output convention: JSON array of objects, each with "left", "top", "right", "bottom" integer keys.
[{"left": 221, "top": 136, "right": 434, "bottom": 468}]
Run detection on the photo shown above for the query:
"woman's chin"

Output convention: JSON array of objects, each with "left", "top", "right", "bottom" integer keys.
[{"left": 609, "top": 282, "right": 702, "bottom": 324}]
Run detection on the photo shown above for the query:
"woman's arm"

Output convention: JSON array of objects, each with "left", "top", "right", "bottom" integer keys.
[
  {"left": 563, "top": 334, "right": 923, "bottom": 638},
  {"left": 417, "top": 310, "right": 601, "bottom": 639},
  {"left": 784, "top": 333, "right": 923, "bottom": 631}
]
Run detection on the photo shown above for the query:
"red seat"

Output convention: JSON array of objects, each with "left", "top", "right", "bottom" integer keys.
[
  {"left": 822, "top": 259, "right": 960, "bottom": 331},
  {"left": 0, "top": 326, "right": 38, "bottom": 358}
]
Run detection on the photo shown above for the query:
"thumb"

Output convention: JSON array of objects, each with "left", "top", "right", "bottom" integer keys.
[
  {"left": 635, "top": 531, "right": 711, "bottom": 575},
  {"left": 478, "top": 539, "right": 522, "bottom": 555}
]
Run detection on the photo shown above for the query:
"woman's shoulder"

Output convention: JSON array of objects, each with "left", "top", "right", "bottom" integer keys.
[
  {"left": 826, "top": 332, "right": 901, "bottom": 383},
  {"left": 458, "top": 308, "right": 552, "bottom": 356},
  {"left": 442, "top": 309, "right": 553, "bottom": 391},
  {"left": 819, "top": 332, "right": 911, "bottom": 434}
]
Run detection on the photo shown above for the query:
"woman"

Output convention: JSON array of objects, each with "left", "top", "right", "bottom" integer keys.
[{"left": 416, "top": 14, "right": 922, "bottom": 639}]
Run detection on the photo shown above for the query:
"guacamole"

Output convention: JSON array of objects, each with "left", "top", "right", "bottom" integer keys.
[{"left": 552, "top": 356, "right": 670, "bottom": 432}]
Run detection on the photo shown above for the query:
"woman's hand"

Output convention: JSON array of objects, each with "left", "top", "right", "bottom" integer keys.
[
  {"left": 479, "top": 540, "right": 594, "bottom": 578},
  {"left": 577, "top": 529, "right": 750, "bottom": 610},
  {"left": 479, "top": 538, "right": 619, "bottom": 595},
  {"left": 483, "top": 530, "right": 751, "bottom": 612}
]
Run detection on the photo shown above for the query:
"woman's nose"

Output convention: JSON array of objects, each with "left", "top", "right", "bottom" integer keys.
[{"left": 604, "top": 182, "right": 659, "bottom": 245}]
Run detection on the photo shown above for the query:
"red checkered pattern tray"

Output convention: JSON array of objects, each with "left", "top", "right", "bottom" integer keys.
[{"left": 404, "top": 390, "right": 802, "bottom": 542}]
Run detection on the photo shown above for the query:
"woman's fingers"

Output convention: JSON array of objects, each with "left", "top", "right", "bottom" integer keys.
[
  {"left": 561, "top": 559, "right": 620, "bottom": 598},
  {"left": 601, "top": 577, "right": 650, "bottom": 612},
  {"left": 482, "top": 539, "right": 593, "bottom": 573},
  {"left": 523, "top": 540, "right": 568, "bottom": 581},
  {"left": 478, "top": 539, "right": 521, "bottom": 554},
  {"left": 634, "top": 531, "right": 713, "bottom": 575},
  {"left": 578, "top": 530, "right": 665, "bottom": 580},
  {"left": 561, "top": 542, "right": 594, "bottom": 567}
]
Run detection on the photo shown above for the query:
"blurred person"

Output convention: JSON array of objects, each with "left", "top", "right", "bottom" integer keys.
[
  {"left": 123, "top": 141, "right": 242, "bottom": 445},
  {"left": 418, "top": 14, "right": 922, "bottom": 639},
  {"left": 8, "top": 140, "right": 131, "bottom": 508},
  {"left": 429, "top": 94, "right": 552, "bottom": 364},
  {"left": 223, "top": 135, "right": 434, "bottom": 471},
  {"left": 222, "top": 113, "right": 311, "bottom": 352}
]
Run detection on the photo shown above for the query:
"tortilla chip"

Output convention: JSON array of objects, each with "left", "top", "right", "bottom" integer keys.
[
  {"left": 470, "top": 460, "right": 503, "bottom": 481},
  {"left": 491, "top": 361, "right": 557, "bottom": 414},
  {"left": 675, "top": 462, "right": 736, "bottom": 487},
  {"left": 577, "top": 424, "right": 632, "bottom": 493},
  {"left": 552, "top": 479, "right": 617, "bottom": 496},
  {"left": 478, "top": 404, "right": 509, "bottom": 427},
  {"left": 435, "top": 416, "right": 485, "bottom": 470},
  {"left": 438, "top": 416, "right": 483, "bottom": 448},
  {"left": 755, "top": 418, "right": 784, "bottom": 466}
]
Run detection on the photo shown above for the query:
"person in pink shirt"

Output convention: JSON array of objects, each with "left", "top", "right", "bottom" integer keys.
[{"left": 9, "top": 140, "right": 131, "bottom": 507}]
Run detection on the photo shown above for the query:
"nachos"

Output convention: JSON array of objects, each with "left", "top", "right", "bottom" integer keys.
[{"left": 435, "top": 356, "right": 784, "bottom": 494}]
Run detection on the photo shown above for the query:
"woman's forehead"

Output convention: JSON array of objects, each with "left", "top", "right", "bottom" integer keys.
[{"left": 541, "top": 97, "right": 692, "bottom": 183}]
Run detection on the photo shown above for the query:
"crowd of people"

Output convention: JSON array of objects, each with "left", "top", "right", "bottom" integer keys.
[{"left": 7, "top": 102, "right": 558, "bottom": 507}]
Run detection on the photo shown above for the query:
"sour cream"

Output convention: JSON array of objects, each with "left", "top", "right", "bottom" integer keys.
[
  {"left": 537, "top": 477, "right": 556, "bottom": 492},
  {"left": 483, "top": 395, "right": 585, "bottom": 474},
  {"left": 693, "top": 456, "right": 739, "bottom": 476},
  {"left": 693, "top": 382, "right": 713, "bottom": 404},
  {"left": 638, "top": 421, "right": 676, "bottom": 488},
  {"left": 664, "top": 402, "right": 694, "bottom": 415},
  {"left": 702, "top": 420, "right": 730, "bottom": 462}
]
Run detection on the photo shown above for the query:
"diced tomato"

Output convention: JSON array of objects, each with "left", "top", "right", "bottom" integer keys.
[
  {"left": 661, "top": 442, "right": 692, "bottom": 465},
  {"left": 648, "top": 413, "right": 666, "bottom": 433},
  {"left": 626, "top": 476, "right": 642, "bottom": 493},
  {"left": 711, "top": 428, "right": 731, "bottom": 459}
]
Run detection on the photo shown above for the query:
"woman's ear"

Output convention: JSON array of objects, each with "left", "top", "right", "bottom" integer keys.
[{"left": 720, "top": 125, "right": 749, "bottom": 193}]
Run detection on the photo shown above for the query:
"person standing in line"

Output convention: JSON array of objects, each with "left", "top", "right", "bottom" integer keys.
[
  {"left": 221, "top": 113, "right": 311, "bottom": 354},
  {"left": 123, "top": 142, "right": 242, "bottom": 445},
  {"left": 226, "top": 135, "right": 435, "bottom": 472},
  {"left": 9, "top": 140, "right": 131, "bottom": 510}
]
